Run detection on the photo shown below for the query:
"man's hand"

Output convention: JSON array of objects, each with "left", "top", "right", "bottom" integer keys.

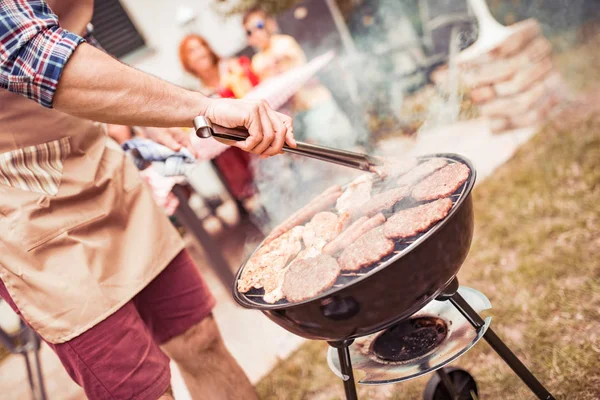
[{"left": 204, "top": 98, "right": 296, "bottom": 157}]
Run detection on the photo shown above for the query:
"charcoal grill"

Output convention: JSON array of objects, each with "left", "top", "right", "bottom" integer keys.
[{"left": 194, "top": 118, "right": 556, "bottom": 400}]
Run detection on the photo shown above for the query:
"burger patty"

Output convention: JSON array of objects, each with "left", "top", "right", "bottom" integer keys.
[
  {"left": 338, "top": 227, "right": 395, "bottom": 271},
  {"left": 411, "top": 163, "right": 470, "bottom": 201},
  {"left": 282, "top": 255, "right": 342, "bottom": 303},
  {"left": 263, "top": 246, "right": 326, "bottom": 304},
  {"left": 303, "top": 211, "right": 342, "bottom": 248},
  {"left": 384, "top": 198, "right": 453, "bottom": 239},
  {"left": 397, "top": 158, "right": 448, "bottom": 187},
  {"left": 356, "top": 187, "right": 410, "bottom": 217},
  {"left": 237, "top": 226, "right": 304, "bottom": 293}
]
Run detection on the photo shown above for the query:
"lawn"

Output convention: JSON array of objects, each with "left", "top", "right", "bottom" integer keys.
[{"left": 256, "top": 47, "right": 600, "bottom": 400}]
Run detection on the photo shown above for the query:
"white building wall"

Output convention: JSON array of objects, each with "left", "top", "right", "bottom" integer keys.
[
  {"left": 120, "top": 0, "right": 248, "bottom": 85},
  {"left": 117, "top": 0, "right": 249, "bottom": 198}
]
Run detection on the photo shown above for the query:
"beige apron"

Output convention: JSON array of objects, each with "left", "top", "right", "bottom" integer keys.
[{"left": 0, "top": 90, "right": 184, "bottom": 344}]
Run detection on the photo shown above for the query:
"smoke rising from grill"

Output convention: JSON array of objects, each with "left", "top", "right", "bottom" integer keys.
[{"left": 245, "top": 0, "right": 596, "bottom": 238}]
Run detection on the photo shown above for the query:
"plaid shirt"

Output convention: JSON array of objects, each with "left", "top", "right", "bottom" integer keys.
[{"left": 0, "top": 0, "right": 85, "bottom": 108}]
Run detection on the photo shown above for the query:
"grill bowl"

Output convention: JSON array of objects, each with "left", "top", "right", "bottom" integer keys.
[{"left": 233, "top": 153, "right": 476, "bottom": 341}]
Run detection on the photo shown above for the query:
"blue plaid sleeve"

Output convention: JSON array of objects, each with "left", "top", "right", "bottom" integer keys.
[{"left": 0, "top": 0, "right": 85, "bottom": 108}]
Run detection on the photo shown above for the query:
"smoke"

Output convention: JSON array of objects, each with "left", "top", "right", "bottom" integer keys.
[{"left": 245, "top": 0, "right": 598, "bottom": 236}]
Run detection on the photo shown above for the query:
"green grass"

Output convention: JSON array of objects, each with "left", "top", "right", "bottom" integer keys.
[{"left": 257, "top": 68, "right": 600, "bottom": 400}]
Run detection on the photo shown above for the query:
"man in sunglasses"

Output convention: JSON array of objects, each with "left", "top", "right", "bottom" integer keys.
[{"left": 243, "top": 6, "right": 355, "bottom": 148}]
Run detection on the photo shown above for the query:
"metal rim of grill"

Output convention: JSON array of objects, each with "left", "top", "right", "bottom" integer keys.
[{"left": 234, "top": 153, "right": 477, "bottom": 309}]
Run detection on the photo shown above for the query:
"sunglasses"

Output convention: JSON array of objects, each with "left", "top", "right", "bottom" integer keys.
[{"left": 246, "top": 21, "right": 265, "bottom": 37}]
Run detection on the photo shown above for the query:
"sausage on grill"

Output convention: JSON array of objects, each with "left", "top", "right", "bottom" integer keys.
[
  {"left": 264, "top": 185, "right": 342, "bottom": 244},
  {"left": 324, "top": 213, "right": 385, "bottom": 256}
]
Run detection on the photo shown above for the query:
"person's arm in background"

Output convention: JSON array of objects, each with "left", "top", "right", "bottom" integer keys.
[
  {"left": 0, "top": 0, "right": 294, "bottom": 156},
  {"left": 272, "top": 35, "right": 307, "bottom": 73}
]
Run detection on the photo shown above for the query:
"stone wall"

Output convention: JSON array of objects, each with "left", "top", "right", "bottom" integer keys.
[{"left": 432, "top": 19, "right": 569, "bottom": 133}]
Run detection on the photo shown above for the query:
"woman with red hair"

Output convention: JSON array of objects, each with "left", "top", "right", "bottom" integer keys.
[{"left": 179, "top": 34, "right": 259, "bottom": 206}]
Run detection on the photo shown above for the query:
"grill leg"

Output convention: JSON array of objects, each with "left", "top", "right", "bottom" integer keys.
[
  {"left": 436, "top": 368, "right": 460, "bottom": 399},
  {"left": 449, "top": 292, "right": 555, "bottom": 400},
  {"left": 329, "top": 341, "right": 358, "bottom": 400}
]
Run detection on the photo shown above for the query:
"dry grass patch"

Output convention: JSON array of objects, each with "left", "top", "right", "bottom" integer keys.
[{"left": 257, "top": 89, "right": 600, "bottom": 400}]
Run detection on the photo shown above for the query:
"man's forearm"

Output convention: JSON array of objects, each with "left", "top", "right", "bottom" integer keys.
[{"left": 53, "top": 43, "right": 208, "bottom": 128}]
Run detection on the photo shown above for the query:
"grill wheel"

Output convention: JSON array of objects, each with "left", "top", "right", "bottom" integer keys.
[{"left": 423, "top": 367, "right": 478, "bottom": 400}]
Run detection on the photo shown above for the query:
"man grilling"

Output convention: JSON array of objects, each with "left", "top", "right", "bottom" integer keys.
[{"left": 0, "top": 1, "right": 295, "bottom": 399}]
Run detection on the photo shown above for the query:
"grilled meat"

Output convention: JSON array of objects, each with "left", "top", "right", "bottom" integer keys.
[
  {"left": 356, "top": 187, "right": 410, "bottom": 217},
  {"left": 282, "top": 255, "right": 342, "bottom": 303},
  {"left": 384, "top": 198, "right": 453, "bottom": 239},
  {"left": 324, "top": 213, "right": 385, "bottom": 256},
  {"left": 303, "top": 212, "right": 342, "bottom": 248},
  {"left": 264, "top": 185, "right": 342, "bottom": 244},
  {"left": 238, "top": 226, "right": 304, "bottom": 293},
  {"left": 397, "top": 159, "right": 448, "bottom": 187},
  {"left": 336, "top": 174, "right": 373, "bottom": 215},
  {"left": 411, "top": 163, "right": 469, "bottom": 201},
  {"left": 370, "top": 158, "right": 418, "bottom": 179},
  {"left": 338, "top": 226, "right": 395, "bottom": 271}
]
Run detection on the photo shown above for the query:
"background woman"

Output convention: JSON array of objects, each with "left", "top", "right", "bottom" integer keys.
[{"left": 179, "top": 34, "right": 258, "bottom": 207}]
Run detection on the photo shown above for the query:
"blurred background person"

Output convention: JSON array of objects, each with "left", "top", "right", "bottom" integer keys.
[
  {"left": 243, "top": 6, "right": 359, "bottom": 149},
  {"left": 240, "top": 7, "right": 360, "bottom": 227},
  {"left": 179, "top": 34, "right": 258, "bottom": 212}
]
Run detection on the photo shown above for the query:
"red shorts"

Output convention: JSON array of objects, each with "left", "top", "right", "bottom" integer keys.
[{"left": 0, "top": 250, "right": 215, "bottom": 400}]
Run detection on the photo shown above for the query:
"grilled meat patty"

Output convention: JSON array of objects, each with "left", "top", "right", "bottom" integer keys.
[
  {"left": 397, "top": 158, "right": 448, "bottom": 187},
  {"left": 263, "top": 246, "right": 326, "bottom": 304},
  {"left": 303, "top": 211, "right": 342, "bottom": 248},
  {"left": 282, "top": 255, "right": 342, "bottom": 303},
  {"left": 338, "top": 226, "right": 395, "bottom": 271},
  {"left": 384, "top": 198, "right": 453, "bottom": 239},
  {"left": 238, "top": 226, "right": 304, "bottom": 293},
  {"left": 411, "top": 163, "right": 470, "bottom": 201},
  {"left": 356, "top": 187, "right": 410, "bottom": 217}
]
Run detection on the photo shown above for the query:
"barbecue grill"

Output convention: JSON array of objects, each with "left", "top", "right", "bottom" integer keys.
[{"left": 194, "top": 117, "right": 556, "bottom": 400}]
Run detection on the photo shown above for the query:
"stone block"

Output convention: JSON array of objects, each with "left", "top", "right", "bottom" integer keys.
[
  {"left": 494, "top": 57, "right": 553, "bottom": 97},
  {"left": 470, "top": 85, "right": 496, "bottom": 104},
  {"left": 463, "top": 59, "right": 519, "bottom": 88},
  {"left": 490, "top": 19, "right": 542, "bottom": 59},
  {"left": 490, "top": 117, "right": 511, "bottom": 133},
  {"left": 458, "top": 19, "right": 541, "bottom": 67},
  {"left": 522, "top": 37, "right": 553, "bottom": 64},
  {"left": 510, "top": 91, "right": 560, "bottom": 128},
  {"left": 480, "top": 79, "right": 546, "bottom": 118}
]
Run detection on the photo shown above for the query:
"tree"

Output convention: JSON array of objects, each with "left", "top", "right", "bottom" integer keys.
[
  {"left": 212, "top": 0, "right": 359, "bottom": 19},
  {"left": 212, "top": 0, "right": 301, "bottom": 17}
]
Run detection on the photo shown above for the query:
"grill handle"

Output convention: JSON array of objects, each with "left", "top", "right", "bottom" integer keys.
[{"left": 193, "top": 116, "right": 379, "bottom": 172}]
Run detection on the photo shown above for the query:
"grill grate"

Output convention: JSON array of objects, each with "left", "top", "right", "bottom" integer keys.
[{"left": 239, "top": 155, "right": 472, "bottom": 307}]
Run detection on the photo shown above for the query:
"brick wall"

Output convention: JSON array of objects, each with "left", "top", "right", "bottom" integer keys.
[{"left": 432, "top": 19, "right": 570, "bottom": 133}]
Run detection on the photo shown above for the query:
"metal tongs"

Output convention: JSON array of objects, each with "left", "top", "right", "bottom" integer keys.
[{"left": 193, "top": 116, "right": 381, "bottom": 172}]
